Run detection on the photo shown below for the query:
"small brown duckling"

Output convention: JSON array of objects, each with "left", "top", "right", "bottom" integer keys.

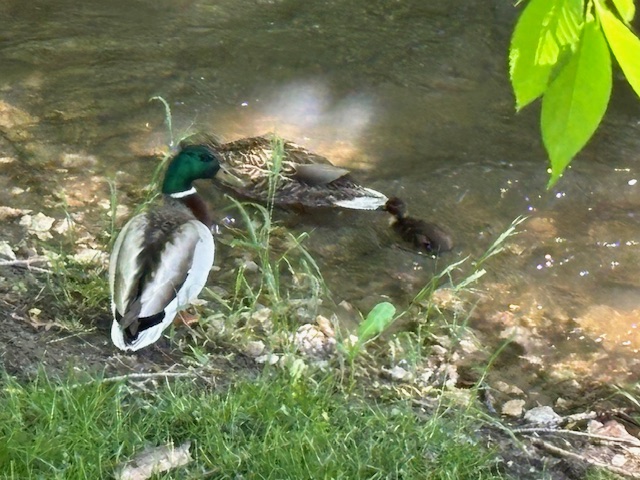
[{"left": 384, "top": 197, "right": 454, "bottom": 254}]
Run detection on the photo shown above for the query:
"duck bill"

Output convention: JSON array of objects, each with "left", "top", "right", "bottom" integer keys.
[{"left": 216, "top": 164, "right": 249, "bottom": 188}]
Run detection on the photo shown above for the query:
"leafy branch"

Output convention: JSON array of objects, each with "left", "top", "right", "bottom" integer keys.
[{"left": 510, "top": 0, "right": 640, "bottom": 187}]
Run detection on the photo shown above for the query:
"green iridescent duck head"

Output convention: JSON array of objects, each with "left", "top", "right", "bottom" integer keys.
[{"left": 162, "top": 145, "right": 225, "bottom": 195}]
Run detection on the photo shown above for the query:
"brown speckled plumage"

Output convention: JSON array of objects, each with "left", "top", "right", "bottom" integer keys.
[{"left": 186, "top": 135, "right": 388, "bottom": 210}]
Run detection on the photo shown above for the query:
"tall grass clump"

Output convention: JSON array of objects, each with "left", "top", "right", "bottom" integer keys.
[
  {"left": 403, "top": 216, "right": 528, "bottom": 356},
  {"left": 219, "top": 137, "right": 326, "bottom": 328},
  {"left": 41, "top": 254, "right": 109, "bottom": 332},
  {"left": 0, "top": 369, "right": 506, "bottom": 479}
]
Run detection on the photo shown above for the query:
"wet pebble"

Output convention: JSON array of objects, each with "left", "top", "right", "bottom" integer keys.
[
  {"left": 235, "top": 258, "right": 259, "bottom": 273},
  {"left": 244, "top": 340, "right": 266, "bottom": 358},
  {"left": 293, "top": 323, "right": 336, "bottom": 358},
  {"left": 72, "top": 248, "right": 108, "bottom": 265},
  {"left": 498, "top": 325, "right": 545, "bottom": 355},
  {"left": 524, "top": 216, "right": 557, "bottom": 240},
  {"left": 0, "top": 101, "right": 36, "bottom": 130},
  {"left": 0, "top": 206, "right": 30, "bottom": 221},
  {"left": 60, "top": 152, "right": 98, "bottom": 169},
  {"left": 384, "top": 365, "right": 413, "bottom": 381},
  {"left": 255, "top": 353, "right": 279, "bottom": 365},
  {"left": 458, "top": 337, "right": 480, "bottom": 355},
  {"left": 611, "top": 454, "right": 627, "bottom": 467},
  {"left": 588, "top": 419, "right": 640, "bottom": 445},
  {"left": 430, "top": 288, "right": 466, "bottom": 314},
  {"left": 523, "top": 406, "right": 562, "bottom": 426},
  {"left": 53, "top": 218, "right": 74, "bottom": 235},
  {"left": 494, "top": 380, "right": 524, "bottom": 396},
  {"left": 554, "top": 397, "right": 572, "bottom": 410},
  {"left": 19, "top": 212, "right": 55, "bottom": 240},
  {"left": 416, "top": 369, "right": 434, "bottom": 386},
  {"left": 438, "top": 363, "right": 458, "bottom": 389},
  {"left": 501, "top": 399, "right": 525, "bottom": 417},
  {"left": 0, "top": 241, "right": 16, "bottom": 260},
  {"left": 315, "top": 315, "right": 335, "bottom": 338},
  {"left": 250, "top": 307, "right": 273, "bottom": 331},
  {"left": 430, "top": 344, "right": 448, "bottom": 357}
]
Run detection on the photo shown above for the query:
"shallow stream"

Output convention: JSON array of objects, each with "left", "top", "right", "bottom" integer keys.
[{"left": 2, "top": 0, "right": 640, "bottom": 399}]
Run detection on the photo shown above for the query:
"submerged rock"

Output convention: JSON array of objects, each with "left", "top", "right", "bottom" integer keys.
[{"left": 0, "top": 101, "right": 37, "bottom": 130}]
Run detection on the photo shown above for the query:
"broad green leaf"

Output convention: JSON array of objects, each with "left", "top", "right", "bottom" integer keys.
[
  {"left": 543, "top": 0, "right": 583, "bottom": 53},
  {"left": 611, "top": 0, "right": 635, "bottom": 23},
  {"left": 597, "top": 2, "right": 640, "bottom": 98},
  {"left": 510, "top": 0, "right": 554, "bottom": 109},
  {"left": 542, "top": 18, "right": 611, "bottom": 187},
  {"left": 510, "top": 0, "right": 584, "bottom": 110},
  {"left": 357, "top": 302, "right": 396, "bottom": 343}
]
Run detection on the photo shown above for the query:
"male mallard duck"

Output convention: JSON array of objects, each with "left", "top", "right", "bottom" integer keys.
[
  {"left": 193, "top": 135, "right": 388, "bottom": 210},
  {"left": 384, "top": 197, "right": 454, "bottom": 254},
  {"left": 109, "top": 145, "right": 224, "bottom": 351}
]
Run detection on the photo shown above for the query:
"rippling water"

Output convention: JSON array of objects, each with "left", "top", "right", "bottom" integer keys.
[{"left": 2, "top": 0, "right": 640, "bottom": 391}]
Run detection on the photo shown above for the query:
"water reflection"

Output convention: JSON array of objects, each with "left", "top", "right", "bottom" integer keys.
[
  {"left": 218, "top": 79, "right": 376, "bottom": 166},
  {"left": 1, "top": 0, "right": 640, "bottom": 391}
]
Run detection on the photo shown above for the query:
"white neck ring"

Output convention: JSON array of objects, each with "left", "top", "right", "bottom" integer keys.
[{"left": 170, "top": 187, "right": 197, "bottom": 199}]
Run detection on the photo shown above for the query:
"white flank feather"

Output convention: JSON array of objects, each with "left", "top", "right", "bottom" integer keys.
[
  {"left": 110, "top": 216, "right": 215, "bottom": 352},
  {"left": 109, "top": 215, "right": 148, "bottom": 318},
  {"left": 333, "top": 187, "right": 388, "bottom": 210}
]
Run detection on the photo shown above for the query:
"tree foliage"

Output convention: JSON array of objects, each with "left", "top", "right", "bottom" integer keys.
[{"left": 509, "top": 0, "right": 640, "bottom": 187}]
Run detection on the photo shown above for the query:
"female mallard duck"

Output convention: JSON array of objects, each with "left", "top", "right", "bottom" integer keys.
[
  {"left": 192, "top": 135, "right": 388, "bottom": 210},
  {"left": 109, "top": 145, "right": 224, "bottom": 351},
  {"left": 384, "top": 197, "right": 454, "bottom": 254}
]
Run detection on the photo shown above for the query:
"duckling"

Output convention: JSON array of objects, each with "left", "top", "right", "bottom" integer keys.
[
  {"left": 109, "top": 145, "right": 225, "bottom": 351},
  {"left": 384, "top": 197, "right": 453, "bottom": 254},
  {"left": 188, "top": 135, "right": 388, "bottom": 210}
]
